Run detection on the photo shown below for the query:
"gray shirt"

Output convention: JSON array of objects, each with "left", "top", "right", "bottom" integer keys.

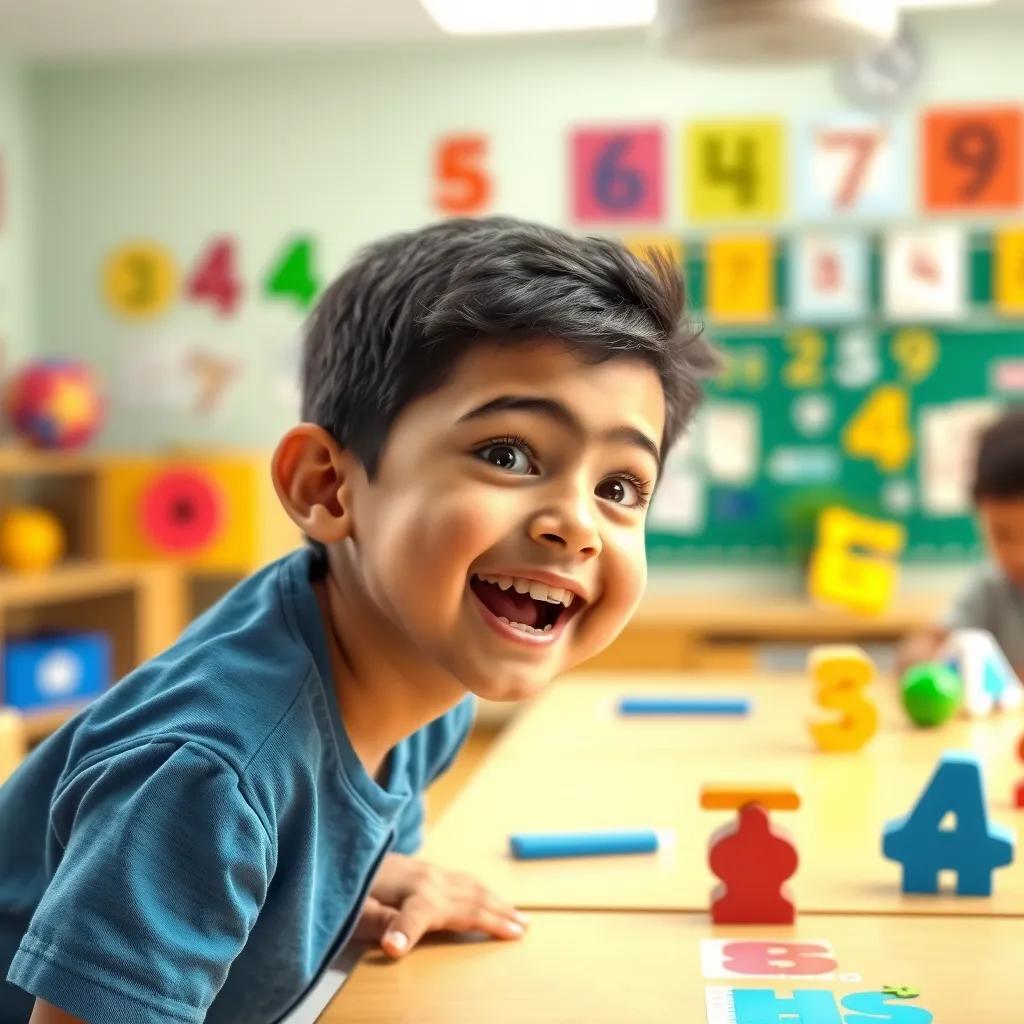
[{"left": 943, "top": 566, "right": 1024, "bottom": 671}]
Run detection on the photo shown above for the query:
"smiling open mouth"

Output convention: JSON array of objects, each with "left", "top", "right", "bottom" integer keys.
[{"left": 469, "top": 574, "right": 582, "bottom": 637}]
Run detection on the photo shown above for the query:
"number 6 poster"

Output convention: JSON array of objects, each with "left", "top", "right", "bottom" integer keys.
[{"left": 570, "top": 125, "right": 664, "bottom": 223}]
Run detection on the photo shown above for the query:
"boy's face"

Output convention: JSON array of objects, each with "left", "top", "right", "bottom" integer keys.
[
  {"left": 345, "top": 338, "right": 666, "bottom": 702},
  {"left": 979, "top": 498, "right": 1024, "bottom": 588}
]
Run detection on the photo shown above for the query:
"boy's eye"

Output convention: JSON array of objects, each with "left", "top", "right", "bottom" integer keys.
[
  {"left": 476, "top": 441, "right": 534, "bottom": 475},
  {"left": 597, "top": 477, "right": 649, "bottom": 510}
]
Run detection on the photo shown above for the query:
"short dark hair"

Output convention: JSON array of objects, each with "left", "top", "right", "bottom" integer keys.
[
  {"left": 301, "top": 216, "right": 718, "bottom": 479},
  {"left": 973, "top": 408, "right": 1024, "bottom": 501}
]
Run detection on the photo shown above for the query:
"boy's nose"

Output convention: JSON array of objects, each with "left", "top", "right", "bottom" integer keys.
[{"left": 528, "top": 503, "right": 602, "bottom": 558}]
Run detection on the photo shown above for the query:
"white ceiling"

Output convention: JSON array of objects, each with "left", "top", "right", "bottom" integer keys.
[
  {"left": 0, "top": 0, "right": 445, "bottom": 58},
  {"left": 0, "top": 0, "right": 1020, "bottom": 60}
]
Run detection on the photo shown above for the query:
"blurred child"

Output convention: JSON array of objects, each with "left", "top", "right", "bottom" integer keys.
[
  {"left": 897, "top": 408, "right": 1024, "bottom": 679},
  {"left": 0, "top": 217, "right": 717, "bottom": 1024}
]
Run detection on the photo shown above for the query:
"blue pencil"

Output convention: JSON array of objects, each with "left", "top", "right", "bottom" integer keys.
[
  {"left": 509, "top": 829, "right": 660, "bottom": 860},
  {"left": 617, "top": 696, "right": 752, "bottom": 716}
]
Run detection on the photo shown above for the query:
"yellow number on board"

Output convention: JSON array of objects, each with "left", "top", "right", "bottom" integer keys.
[
  {"left": 890, "top": 328, "right": 938, "bottom": 384},
  {"left": 783, "top": 328, "right": 826, "bottom": 388},
  {"left": 842, "top": 385, "right": 913, "bottom": 472}
]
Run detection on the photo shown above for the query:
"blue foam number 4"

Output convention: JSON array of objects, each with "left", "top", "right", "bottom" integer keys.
[
  {"left": 883, "top": 752, "right": 1015, "bottom": 896},
  {"left": 731, "top": 990, "right": 933, "bottom": 1023}
]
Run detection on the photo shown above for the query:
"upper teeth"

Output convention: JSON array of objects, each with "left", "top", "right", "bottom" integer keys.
[{"left": 474, "top": 574, "right": 575, "bottom": 607}]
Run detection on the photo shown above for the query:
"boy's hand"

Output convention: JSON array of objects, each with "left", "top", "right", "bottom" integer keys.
[{"left": 355, "top": 853, "right": 529, "bottom": 958}]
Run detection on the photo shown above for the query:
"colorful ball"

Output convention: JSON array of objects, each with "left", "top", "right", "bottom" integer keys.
[
  {"left": 0, "top": 506, "right": 66, "bottom": 573},
  {"left": 901, "top": 662, "right": 963, "bottom": 727},
  {"left": 5, "top": 359, "right": 104, "bottom": 449}
]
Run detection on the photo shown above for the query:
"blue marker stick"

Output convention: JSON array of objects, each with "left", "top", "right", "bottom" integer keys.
[
  {"left": 617, "top": 696, "right": 752, "bottom": 716},
  {"left": 509, "top": 829, "right": 660, "bottom": 860}
]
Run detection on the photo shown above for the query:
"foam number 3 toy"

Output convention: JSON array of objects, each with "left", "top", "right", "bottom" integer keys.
[
  {"left": 808, "top": 645, "right": 878, "bottom": 753},
  {"left": 939, "top": 628, "right": 1024, "bottom": 717},
  {"left": 808, "top": 506, "right": 906, "bottom": 616},
  {"left": 883, "top": 751, "right": 1014, "bottom": 896}
]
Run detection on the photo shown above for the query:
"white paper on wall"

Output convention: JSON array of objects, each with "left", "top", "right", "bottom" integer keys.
[
  {"left": 701, "top": 402, "right": 760, "bottom": 485},
  {"left": 789, "top": 233, "right": 869, "bottom": 322},
  {"left": 919, "top": 400, "right": 1001, "bottom": 516},
  {"left": 883, "top": 226, "right": 966, "bottom": 321}
]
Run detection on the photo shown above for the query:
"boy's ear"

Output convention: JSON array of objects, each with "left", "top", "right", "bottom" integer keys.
[{"left": 272, "top": 425, "right": 360, "bottom": 544}]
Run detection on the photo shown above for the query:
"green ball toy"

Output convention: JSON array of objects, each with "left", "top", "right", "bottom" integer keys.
[{"left": 901, "top": 663, "right": 963, "bottom": 727}]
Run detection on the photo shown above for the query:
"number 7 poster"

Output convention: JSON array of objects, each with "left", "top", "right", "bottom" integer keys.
[{"left": 795, "top": 113, "right": 910, "bottom": 219}]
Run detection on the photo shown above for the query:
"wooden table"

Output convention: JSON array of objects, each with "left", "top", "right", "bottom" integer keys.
[
  {"left": 326, "top": 910, "right": 1023, "bottom": 1023},
  {"left": 423, "top": 673, "right": 1024, "bottom": 916}
]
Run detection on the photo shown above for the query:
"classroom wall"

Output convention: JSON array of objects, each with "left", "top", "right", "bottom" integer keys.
[
  {"left": 0, "top": 58, "right": 34, "bottom": 369},
  {"left": 21, "top": 13, "right": 1013, "bottom": 593}
]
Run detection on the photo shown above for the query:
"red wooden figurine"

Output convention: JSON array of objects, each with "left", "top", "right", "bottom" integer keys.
[{"left": 708, "top": 802, "right": 799, "bottom": 925}]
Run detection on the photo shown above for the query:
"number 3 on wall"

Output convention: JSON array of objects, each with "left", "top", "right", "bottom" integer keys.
[{"left": 687, "top": 120, "right": 785, "bottom": 221}]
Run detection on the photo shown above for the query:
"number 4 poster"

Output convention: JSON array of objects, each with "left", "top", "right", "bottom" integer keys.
[{"left": 686, "top": 119, "right": 785, "bottom": 221}]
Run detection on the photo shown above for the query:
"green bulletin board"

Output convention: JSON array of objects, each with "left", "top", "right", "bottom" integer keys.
[{"left": 645, "top": 236, "right": 1024, "bottom": 566}]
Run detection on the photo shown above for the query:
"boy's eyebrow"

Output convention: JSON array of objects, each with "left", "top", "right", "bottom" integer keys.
[{"left": 457, "top": 395, "right": 661, "bottom": 473}]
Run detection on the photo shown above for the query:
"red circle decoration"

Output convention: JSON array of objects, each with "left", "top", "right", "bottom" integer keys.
[{"left": 139, "top": 469, "right": 223, "bottom": 554}]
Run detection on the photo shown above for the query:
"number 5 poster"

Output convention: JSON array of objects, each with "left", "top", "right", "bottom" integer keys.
[{"left": 570, "top": 125, "right": 664, "bottom": 223}]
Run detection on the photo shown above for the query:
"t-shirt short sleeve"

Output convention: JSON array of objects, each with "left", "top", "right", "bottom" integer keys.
[
  {"left": 7, "top": 740, "right": 274, "bottom": 1024},
  {"left": 942, "top": 572, "right": 992, "bottom": 632}
]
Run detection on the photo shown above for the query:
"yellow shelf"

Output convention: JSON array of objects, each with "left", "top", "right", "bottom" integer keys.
[
  {"left": 0, "top": 444, "right": 101, "bottom": 477},
  {"left": 0, "top": 560, "right": 166, "bottom": 609}
]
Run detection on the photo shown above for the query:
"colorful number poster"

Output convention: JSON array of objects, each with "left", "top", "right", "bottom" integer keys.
[
  {"left": 707, "top": 236, "right": 774, "bottom": 323},
  {"left": 571, "top": 126, "right": 664, "bottom": 224},
  {"left": 795, "top": 113, "right": 910, "bottom": 219},
  {"left": 788, "top": 233, "right": 869, "bottom": 322},
  {"left": 994, "top": 226, "right": 1024, "bottom": 316},
  {"left": 922, "top": 105, "right": 1023, "bottom": 212},
  {"left": 686, "top": 119, "right": 785, "bottom": 221},
  {"left": 882, "top": 226, "right": 965, "bottom": 321}
]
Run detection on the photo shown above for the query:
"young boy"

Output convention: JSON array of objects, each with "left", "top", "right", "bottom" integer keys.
[
  {"left": 0, "top": 216, "right": 717, "bottom": 1023},
  {"left": 898, "top": 407, "right": 1024, "bottom": 679}
]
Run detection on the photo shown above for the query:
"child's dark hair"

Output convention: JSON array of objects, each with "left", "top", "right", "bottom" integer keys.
[
  {"left": 301, "top": 216, "right": 718, "bottom": 479},
  {"left": 973, "top": 408, "right": 1024, "bottom": 501}
]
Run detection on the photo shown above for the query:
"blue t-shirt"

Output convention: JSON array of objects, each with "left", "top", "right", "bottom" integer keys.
[{"left": 0, "top": 548, "right": 475, "bottom": 1023}]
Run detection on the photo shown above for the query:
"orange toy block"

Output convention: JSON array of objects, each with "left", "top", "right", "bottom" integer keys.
[
  {"left": 808, "top": 644, "right": 879, "bottom": 753},
  {"left": 708, "top": 803, "right": 798, "bottom": 925},
  {"left": 700, "top": 784, "right": 801, "bottom": 812}
]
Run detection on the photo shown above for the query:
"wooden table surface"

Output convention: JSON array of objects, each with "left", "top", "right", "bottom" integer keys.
[
  {"left": 422, "top": 672, "right": 1024, "bottom": 916},
  {"left": 327, "top": 910, "right": 1024, "bottom": 1023}
]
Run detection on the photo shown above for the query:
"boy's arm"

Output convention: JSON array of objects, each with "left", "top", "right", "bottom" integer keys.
[{"left": 29, "top": 998, "right": 86, "bottom": 1023}]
